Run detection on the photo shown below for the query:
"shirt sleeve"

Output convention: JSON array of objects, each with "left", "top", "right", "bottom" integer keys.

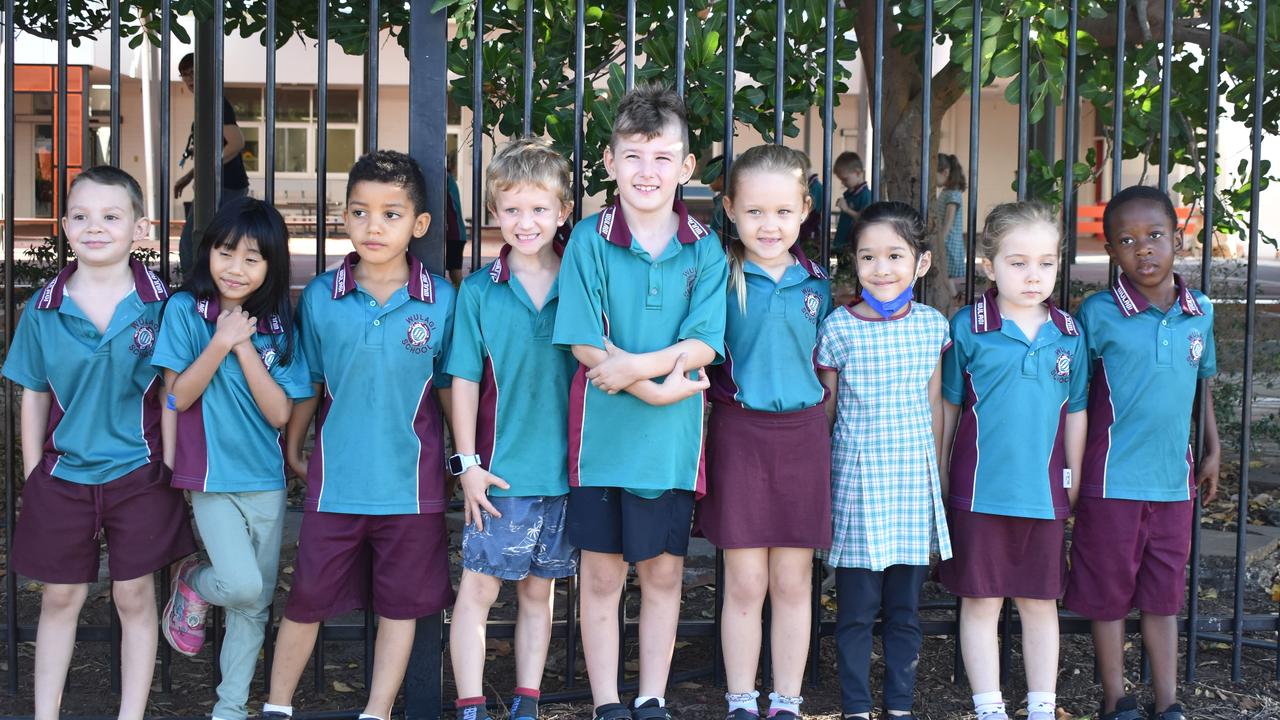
[
  {"left": 151, "top": 295, "right": 201, "bottom": 375},
  {"left": 941, "top": 313, "right": 967, "bottom": 405},
  {"left": 431, "top": 278, "right": 457, "bottom": 390},
  {"left": 1075, "top": 298, "right": 1099, "bottom": 382},
  {"left": 1067, "top": 332, "right": 1089, "bottom": 412},
  {"left": 553, "top": 226, "right": 608, "bottom": 351},
  {"left": 443, "top": 278, "right": 486, "bottom": 383},
  {"left": 818, "top": 280, "right": 834, "bottom": 322},
  {"left": 271, "top": 338, "right": 314, "bottom": 400},
  {"left": 853, "top": 186, "right": 873, "bottom": 212},
  {"left": 1197, "top": 301, "right": 1217, "bottom": 379},
  {"left": 676, "top": 235, "right": 730, "bottom": 363},
  {"left": 296, "top": 285, "right": 326, "bottom": 384},
  {"left": 815, "top": 313, "right": 845, "bottom": 371},
  {"left": 1, "top": 300, "right": 49, "bottom": 392},
  {"left": 222, "top": 98, "right": 238, "bottom": 126}
]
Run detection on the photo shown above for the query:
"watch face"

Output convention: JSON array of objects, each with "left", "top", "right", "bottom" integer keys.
[{"left": 447, "top": 456, "right": 463, "bottom": 475}]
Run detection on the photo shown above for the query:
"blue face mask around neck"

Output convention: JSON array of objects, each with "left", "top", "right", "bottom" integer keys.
[{"left": 861, "top": 285, "right": 914, "bottom": 318}]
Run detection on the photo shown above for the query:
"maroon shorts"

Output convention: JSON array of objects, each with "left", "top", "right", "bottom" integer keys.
[
  {"left": 1063, "top": 495, "right": 1194, "bottom": 620},
  {"left": 938, "top": 507, "right": 1066, "bottom": 599},
  {"left": 284, "top": 511, "right": 454, "bottom": 622},
  {"left": 696, "top": 402, "right": 832, "bottom": 549},
  {"left": 12, "top": 460, "right": 196, "bottom": 584}
]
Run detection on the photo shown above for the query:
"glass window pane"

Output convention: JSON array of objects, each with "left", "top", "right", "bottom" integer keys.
[
  {"left": 241, "top": 126, "right": 259, "bottom": 173},
  {"left": 326, "top": 128, "right": 357, "bottom": 174},
  {"left": 276, "top": 88, "right": 311, "bottom": 121},
  {"left": 327, "top": 89, "right": 359, "bottom": 123},
  {"left": 275, "top": 127, "right": 308, "bottom": 173},
  {"left": 448, "top": 96, "right": 461, "bottom": 125},
  {"left": 226, "top": 87, "right": 263, "bottom": 121}
]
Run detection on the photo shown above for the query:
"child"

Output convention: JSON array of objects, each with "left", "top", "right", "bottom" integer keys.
[
  {"left": 832, "top": 151, "right": 871, "bottom": 252},
  {"left": 3, "top": 166, "right": 197, "bottom": 720},
  {"left": 1063, "top": 185, "right": 1220, "bottom": 720},
  {"left": 816, "top": 201, "right": 951, "bottom": 720},
  {"left": 262, "top": 151, "right": 457, "bottom": 720},
  {"left": 153, "top": 197, "right": 313, "bottom": 720},
  {"left": 938, "top": 202, "right": 1088, "bottom": 720},
  {"left": 699, "top": 144, "right": 833, "bottom": 720},
  {"left": 446, "top": 138, "right": 578, "bottom": 720},
  {"left": 936, "top": 153, "right": 968, "bottom": 296},
  {"left": 553, "top": 82, "right": 729, "bottom": 720}
]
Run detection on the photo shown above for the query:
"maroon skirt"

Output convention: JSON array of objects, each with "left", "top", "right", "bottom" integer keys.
[
  {"left": 938, "top": 506, "right": 1067, "bottom": 599},
  {"left": 695, "top": 402, "right": 832, "bottom": 549}
]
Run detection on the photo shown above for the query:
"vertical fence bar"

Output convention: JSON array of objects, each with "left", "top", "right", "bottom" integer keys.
[
  {"left": 675, "top": 0, "right": 687, "bottom": 96},
  {"left": 109, "top": 0, "right": 121, "bottom": 166},
  {"left": 919, "top": 0, "right": 932, "bottom": 216},
  {"left": 159, "top": 1, "right": 172, "bottom": 300},
  {"left": 523, "top": 0, "right": 534, "bottom": 133},
  {"left": 723, "top": 0, "right": 736, "bottom": 178},
  {"left": 471, "top": 0, "right": 484, "bottom": 271},
  {"left": 1231, "top": 0, "right": 1266, "bottom": 683},
  {"left": 265, "top": 0, "right": 277, "bottom": 204},
  {"left": 364, "top": 0, "right": 380, "bottom": 153},
  {"left": 3, "top": 0, "right": 19, "bottom": 692},
  {"left": 315, "top": 0, "right": 328, "bottom": 276},
  {"left": 819, "top": 0, "right": 835, "bottom": 267},
  {"left": 625, "top": 0, "right": 636, "bottom": 90},
  {"left": 56, "top": 0, "right": 67, "bottom": 266},
  {"left": 773, "top": 0, "right": 786, "bottom": 144},
  {"left": 1157, "top": 0, "right": 1173, "bottom": 192},
  {"left": 964, "top": 0, "right": 980, "bottom": 304},
  {"left": 870, "top": 0, "right": 884, "bottom": 199},
  {"left": 213, "top": 1, "right": 225, "bottom": 205},
  {"left": 1015, "top": 17, "right": 1029, "bottom": 200},
  {"left": 1110, "top": 0, "right": 1126, "bottom": 196},
  {"left": 573, "top": 0, "right": 584, "bottom": 223},
  {"left": 1185, "top": 0, "right": 1220, "bottom": 681},
  {"left": 1059, "top": 0, "right": 1078, "bottom": 310}
]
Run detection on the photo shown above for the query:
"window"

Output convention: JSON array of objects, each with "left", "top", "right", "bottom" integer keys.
[{"left": 226, "top": 85, "right": 361, "bottom": 176}]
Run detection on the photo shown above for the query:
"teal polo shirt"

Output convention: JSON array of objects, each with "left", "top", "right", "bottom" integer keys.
[
  {"left": 152, "top": 292, "right": 314, "bottom": 493},
  {"left": 942, "top": 289, "right": 1088, "bottom": 519},
  {"left": 2, "top": 259, "right": 168, "bottom": 484},
  {"left": 708, "top": 246, "right": 832, "bottom": 412},
  {"left": 297, "top": 252, "right": 456, "bottom": 515},
  {"left": 1078, "top": 273, "right": 1216, "bottom": 502},
  {"left": 444, "top": 244, "right": 576, "bottom": 497},
  {"left": 553, "top": 200, "right": 729, "bottom": 496}
]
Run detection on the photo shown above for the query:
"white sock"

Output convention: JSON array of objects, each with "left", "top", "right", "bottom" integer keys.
[
  {"left": 262, "top": 704, "right": 293, "bottom": 718},
  {"left": 726, "top": 690, "right": 759, "bottom": 715},
  {"left": 358, "top": 715, "right": 385, "bottom": 720},
  {"left": 973, "top": 691, "right": 1006, "bottom": 718},
  {"left": 635, "top": 697, "right": 665, "bottom": 708},
  {"left": 768, "top": 691, "right": 802, "bottom": 716},
  {"left": 1026, "top": 692, "right": 1056, "bottom": 716}
]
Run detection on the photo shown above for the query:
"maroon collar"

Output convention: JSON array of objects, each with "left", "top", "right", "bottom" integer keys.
[
  {"left": 35, "top": 258, "right": 169, "bottom": 310},
  {"left": 193, "top": 295, "right": 284, "bottom": 335},
  {"left": 331, "top": 251, "right": 436, "bottom": 303},
  {"left": 595, "top": 198, "right": 710, "bottom": 248},
  {"left": 1109, "top": 272, "right": 1203, "bottom": 318},
  {"left": 488, "top": 241, "right": 566, "bottom": 284},
  {"left": 789, "top": 245, "right": 828, "bottom": 280},
  {"left": 971, "top": 287, "right": 1080, "bottom": 337}
]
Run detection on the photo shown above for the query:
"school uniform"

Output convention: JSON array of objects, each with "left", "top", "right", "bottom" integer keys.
[
  {"left": 833, "top": 182, "right": 871, "bottom": 251},
  {"left": 3, "top": 259, "right": 196, "bottom": 584},
  {"left": 445, "top": 244, "right": 579, "bottom": 581},
  {"left": 937, "top": 289, "right": 1088, "bottom": 599},
  {"left": 1064, "top": 274, "right": 1215, "bottom": 620},
  {"left": 698, "top": 246, "right": 833, "bottom": 549},
  {"left": 151, "top": 291, "right": 313, "bottom": 720},
  {"left": 553, "top": 199, "right": 728, "bottom": 562},
  {"left": 283, "top": 252, "right": 456, "bottom": 622}
]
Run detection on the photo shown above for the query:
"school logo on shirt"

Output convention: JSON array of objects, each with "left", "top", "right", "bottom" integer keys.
[
  {"left": 802, "top": 287, "right": 822, "bottom": 323},
  {"left": 260, "top": 346, "right": 279, "bottom": 369},
  {"left": 130, "top": 320, "right": 158, "bottom": 357},
  {"left": 1051, "top": 348, "right": 1073, "bottom": 383},
  {"left": 1187, "top": 330, "right": 1205, "bottom": 366},
  {"left": 403, "top": 314, "right": 436, "bottom": 354},
  {"left": 683, "top": 268, "right": 697, "bottom": 299}
]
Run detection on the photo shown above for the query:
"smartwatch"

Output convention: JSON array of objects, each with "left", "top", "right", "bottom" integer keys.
[{"left": 447, "top": 453, "right": 482, "bottom": 475}]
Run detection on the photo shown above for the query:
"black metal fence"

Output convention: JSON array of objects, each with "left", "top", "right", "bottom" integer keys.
[{"left": 1, "top": 1, "right": 1276, "bottom": 718}]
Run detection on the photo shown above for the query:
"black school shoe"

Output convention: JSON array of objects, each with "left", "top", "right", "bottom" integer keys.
[
  {"left": 1147, "top": 703, "right": 1187, "bottom": 720},
  {"left": 1100, "top": 696, "right": 1145, "bottom": 720},
  {"left": 255, "top": 712, "right": 291, "bottom": 720},
  {"left": 593, "top": 703, "right": 633, "bottom": 720},
  {"left": 631, "top": 699, "right": 673, "bottom": 720},
  {"left": 725, "top": 710, "right": 759, "bottom": 720}
]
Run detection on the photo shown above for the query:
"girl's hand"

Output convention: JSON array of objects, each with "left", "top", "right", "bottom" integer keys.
[
  {"left": 460, "top": 466, "right": 511, "bottom": 532},
  {"left": 1197, "top": 450, "right": 1220, "bottom": 504},
  {"left": 654, "top": 354, "right": 709, "bottom": 405},
  {"left": 287, "top": 448, "right": 310, "bottom": 480},
  {"left": 213, "top": 308, "right": 257, "bottom": 352},
  {"left": 586, "top": 338, "right": 644, "bottom": 394}
]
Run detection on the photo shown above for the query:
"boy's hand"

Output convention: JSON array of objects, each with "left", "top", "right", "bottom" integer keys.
[
  {"left": 586, "top": 338, "right": 645, "bottom": 394},
  {"left": 286, "top": 448, "right": 310, "bottom": 480},
  {"left": 213, "top": 308, "right": 257, "bottom": 352},
  {"left": 654, "top": 354, "right": 710, "bottom": 405},
  {"left": 835, "top": 197, "right": 847, "bottom": 213},
  {"left": 174, "top": 173, "right": 193, "bottom": 198},
  {"left": 460, "top": 466, "right": 510, "bottom": 532},
  {"left": 1197, "top": 450, "right": 1220, "bottom": 504}
]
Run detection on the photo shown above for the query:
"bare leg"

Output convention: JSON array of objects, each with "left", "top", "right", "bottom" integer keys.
[
  {"left": 958, "top": 597, "right": 1004, "bottom": 696},
  {"left": 634, "top": 552, "right": 684, "bottom": 699},
  {"left": 32, "top": 582, "right": 90, "bottom": 720},
  {"left": 579, "top": 550, "right": 628, "bottom": 707},
  {"left": 722, "top": 548, "right": 769, "bottom": 696},
  {"left": 267, "top": 618, "right": 321, "bottom": 706},
  {"left": 1091, "top": 619, "right": 1128, "bottom": 713},
  {"left": 1140, "top": 613, "right": 1179, "bottom": 713},
  {"left": 113, "top": 575, "right": 159, "bottom": 720},
  {"left": 449, "top": 570, "right": 502, "bottom": 699},
  {"left": 362, "top": 617, "right": 416, "bottom": 719},
  {"left": 1014, "top": 598, "right": 1060, "bottom": 694},
  {"left": 766, "top": 548, "right": 814, "bottom": 697},
  {"left": 514, "top": 576, "right": 556, "bottom": 690}
]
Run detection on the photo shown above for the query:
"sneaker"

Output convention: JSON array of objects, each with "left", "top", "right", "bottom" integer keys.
[
  {"left": 593, "top": 704, "right": 632, "bottom": 720},
  {"left": 456, "top": 705, "right": 490, "bottom": 720},
  {"left": 509, "top": 694, "right": 538, "bottom": 720},
  {"left": 254, "top": 713, "right": 291, "bottom": 720},
  {"left": 161, "top": 555, "right": 209, "bottom": 656},
  {"left": 1148, "top": 703, "right": 1187, "bottom": 720},
  {"left": 727, "top": 711, "right": 759, "bottom": 720},
  {"left": 1027, "top": 713, "right": 1055, "bottom": 720},
  {"left": 631, "top": 700, "right": 672, "bottom": 720},
  {"left": 766, "top": 712, "right": 799, "bottom": 720},
  {"left": 1100, "top": 696, "right": 1144, "bottom": 720}
]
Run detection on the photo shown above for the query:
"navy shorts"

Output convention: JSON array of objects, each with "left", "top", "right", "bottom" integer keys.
[
  {"left": 462, "top": 494, "right": 578, "bottom": 581},
  {"left": 566, "top": 486, "right": 694, "bottom": 563}
]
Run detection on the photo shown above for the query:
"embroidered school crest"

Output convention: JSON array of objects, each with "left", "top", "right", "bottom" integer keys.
[
  {"left": 402, "top": 314, "right": 435, "bottom": 354},
  {"left": 1050, "top": 348, "right": 1073, "bottom": 383},
  {"left": 1187, "top": 330, "right": 1205, "bottom": 366},
  {"left": 260, "top": 346, "right": 279, "bottom": 369},
  {"left": 683, "top": 268, "right": 697, "bottom": 299},
  {"left": 130, "top": 320, "right": 157, "bottom": 357},
  {"left": 802, "top": 287, "right": 822, "bottom": 323}
]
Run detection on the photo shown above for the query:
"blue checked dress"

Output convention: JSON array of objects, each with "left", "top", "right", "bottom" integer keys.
[{"left": 816, "top": 303, "right": 953, "bottom": 570}]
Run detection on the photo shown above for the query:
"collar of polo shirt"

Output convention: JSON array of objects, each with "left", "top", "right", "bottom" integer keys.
[
  {"left": 595, "top": 198, "right": 709, "bottom": 248},
  {"left": 191, "top": 294, "right": 285, "bottom": 335},
  {"left": 488, "top": 240, "right": 566, "bottom": 284},
  {"left": 35, "top": 258, "right": 168, "bottom": 311},
  {"left": 330, "top": 251, "right": 436, "bottom": 304},
  {"left": 970, "top": 286, "right": 1079, "bottom": 337},
  {"left": 1109, "top": 272, "right": 1204, "bottom": 318}
]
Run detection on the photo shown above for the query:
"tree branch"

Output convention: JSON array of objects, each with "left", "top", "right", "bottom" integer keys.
[{"left": 1077, "top": 8, "right": 1249, "bottom": 54}]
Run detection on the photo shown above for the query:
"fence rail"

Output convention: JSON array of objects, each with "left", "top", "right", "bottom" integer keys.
[{"left": 2, "top": 1, "right": 1277, "bottom": 719}]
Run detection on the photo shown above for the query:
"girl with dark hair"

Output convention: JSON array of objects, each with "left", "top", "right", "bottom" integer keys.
[
  {"left": 936, "top": 153, "right": 969, "bottom": 296},
  {"left": 152, "top": 196, "right": 313, "bottom": 720}
]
